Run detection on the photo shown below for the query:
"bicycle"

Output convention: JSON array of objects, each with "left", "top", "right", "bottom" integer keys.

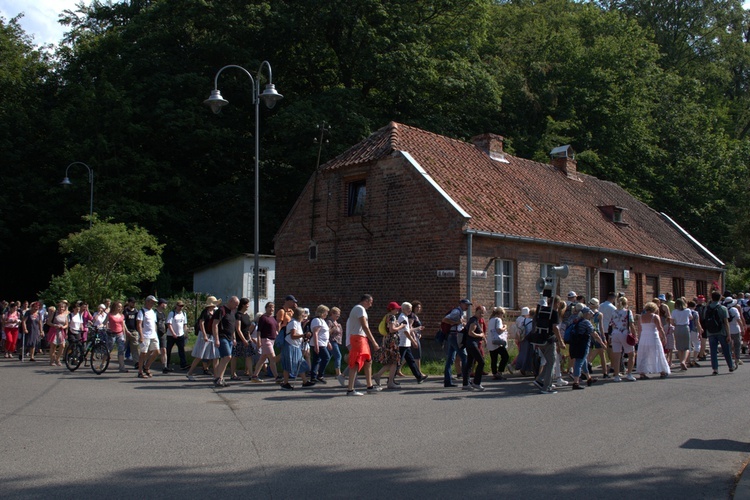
[{"left": 64, "top": 326, "right": 110, "bottom": 375}]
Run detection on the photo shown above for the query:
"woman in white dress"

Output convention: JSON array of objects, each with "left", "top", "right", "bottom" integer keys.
[{"left": 637, "top": 302, "right": 671, "bottom": 379}]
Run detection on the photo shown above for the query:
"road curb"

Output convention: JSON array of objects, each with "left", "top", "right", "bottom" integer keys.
[{"left": 734, "top": 457, "right": 750, "bottom": 499}]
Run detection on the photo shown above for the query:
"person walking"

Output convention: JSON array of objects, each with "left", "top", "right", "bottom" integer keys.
[
  {"left": 250, "top": 302, "right": 280, "bottom": 383},
  {"left": 395, "top": 302, "right": 427, "bottom": 385},
  {"left": 21, "top": 301, "right": 43, "bottom": 361},
  {"left": 569, "top": 306, "right": 604, "bottom": 389},
  {"left": 186, "top": 297, "right": 220, "bottom": 381},
  {"left": 106, "top": 301, "right": 129, "bottom": 372},
  {"left": 136, "top": 295, "right": 160, "bottom": 378},
  {"left": 212, "top": 296, "right": 239, "bottom": 388},
  {"left": 279, "top": 307, "right": 315, "bottom": 390},
  {"left": 487, "top": 307, "right": 510, "bottom": 380},
  {"left": 609, "top": 297, "right": 638, "bottom": 382},
  {"left": 462, "top": 305, "right": 487, "bottom": 391},
  {"left": 442, "top": 299, "right": 470, "bottom": 388},
  {"left": 166, "top": 300, "right": 189, "bottom": 371},
  {"left": 636, "top": 301, "right": 670, "bottom": 379},
  {"left": 671, "top": 299, "right": 692, "bottom": 371},
  {"left": 230, "top": 298, "right": 256, "bottom": 380},
  {"left": 155, "top": 298, "right": 170, "bottom": 373},
  {"left": 531, "top": 296, "right": 563, "bottom": 394},
  {"left": 344, "top": 294, "right": 381, "bottom": 396},
  {"left": 3, "top": 302, "right": 21, "bottom": 358},
  {"left": 705, "top": 291, "right": 733, "bottom": 375},
  {"left": 309, "top": 305, "right": 332, "bottom": 383},
  {"left": 513, "top": 307, "right": 535, "bottom": 375},
  {"left": 586, "top": 298, "right": 608, "bottom": 378}
]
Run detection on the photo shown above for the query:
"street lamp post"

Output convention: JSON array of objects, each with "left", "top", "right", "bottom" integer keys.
[
  {"left": 60, "top": 161, "right": 94, "bottom": 228},
  {"left": 204, "top": 61, "right": 283, "bottom": 315}
]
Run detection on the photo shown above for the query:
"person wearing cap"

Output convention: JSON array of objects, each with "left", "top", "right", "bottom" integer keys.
[
  {"left": 123, "top": 297, "right": 139, "bottom": 364},
  {"left": 155, "top": 298, "right": 170, "bottom": 373},
  {"left": 442, "top": 299, "right": 471, "bottom": 388},
  {"left": 569, "top": 306, "right": 604, "bottom": 389},
  {"left": 166, "top": 300, "right": 189, "bottom": 371},
  {"left": 276, "top": 295, "right": 298, "bottom": 331},
  {"left": 136, "top": 295, "right": 160, "bottom": 378},
  {"left": 373, "top": 301, "right": 403, "bottom": 390},
  {"left": 724, "top": 296, "right": 745, "bottom": 369}
]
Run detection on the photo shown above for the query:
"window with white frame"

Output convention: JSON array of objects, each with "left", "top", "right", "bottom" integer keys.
[
  {"left": 257, "top": 268, "right": 268, "bottom": 299},
  {"left": 494, "top": 260, "right": 514, "bottom": 308}
]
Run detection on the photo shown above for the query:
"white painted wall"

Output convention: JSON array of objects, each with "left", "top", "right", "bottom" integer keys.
[{"left": 192, "top": 254, "right": 276, "bottom": 316}]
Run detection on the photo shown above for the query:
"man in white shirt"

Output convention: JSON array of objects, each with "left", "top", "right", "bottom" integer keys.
[
  {"left": 599, "top": 291, "right": 617, "bottom": 374},
  {"left": 345, "top": 294, "right": 381, "bottom": 396},
  {"left": 166, "top": 300, "right": 189, "bottom": 371},
  {"left": 136, "top": 295, "right": 159, "bottom": 378}
]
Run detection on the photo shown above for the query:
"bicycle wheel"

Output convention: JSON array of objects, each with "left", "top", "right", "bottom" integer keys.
[
  {"left": 64, "top": 343, "right": 84, "bottom": 372},
  {"left": 90, "top": 344, "right": 110, "bottom": 375}
]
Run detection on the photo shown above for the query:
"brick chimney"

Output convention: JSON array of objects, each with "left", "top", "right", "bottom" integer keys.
[
  {"left": 550, "top": 145, "right": 578, "bottom": 180},
  {"left": 471, "top": 133, "right": 506, "bottom": 162}
]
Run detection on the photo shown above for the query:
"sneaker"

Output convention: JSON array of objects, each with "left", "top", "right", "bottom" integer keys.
[
  {"left": 572, "top": 383, "right": 584, "bottom": 390},
  {"left": 587, "top": 377, "right": 598, "bottom": 386},
  {"left": 554, "top": 378, "right": 569, "bottom": 386},
  {"left": 712, "top": 370, "right": 718, "bottom": 375},
  {"left": 275, "top": 376, "right": 284, "bottom": 384},
  {"left": 302, "top": 381, "right": 316, "bottom": 387},
  {"left": 613, "top": 375, "right": 622, "bottom": 382},
  {"left": 386, "top": 383, "right": 401, "bottom": 390},
  {"left": 186, "top": 374, "right": 196, "bottom": 381},
  {"left": 692, "top": 361, "right": 701, "bottom": 368},
  {"left": 470, "top": 383, "right": 485, "bottom": 391},
  {"left": 540, "top": 388, "right": 558, "bottom": 394},
  {"left": 532, "top": 380, "right": 543, "bottom": 390},
  {"left": 315, "top": 377, "right": 327, "bottom": 384},
  {"left": 366, "top": 385, "right": 382, "bottom": 393},
  {"left": 625, "top": 374, "right": 637, "bottom": 382},
  {"left": 418, "top": 375, "right": 429, "bottom": 384},
  {"left": 462, "top": 384, "right": 474, "bottom": 391},
  {"left": 337, "top": 374, "right": 346, "bottom": 387},
  {"left": 738, "top": 359, "right": 744, "bottom": 365},
  {"left": 347, "top": 390, "right": 364, "bottom": 396},
  {"left": 180, "top": 365, "right": 190, "bottom": 371},
  {"left": 250, "top": 377, "right": 263, "bottom": 383},
  {"left": 444, "top": 383, "right": 458, "bottom": 388},
  {"left": 162, "top": 368, "right": 170, "bottom": 374},
  {"left": 281, "top": 383, "right": 294, "bottom": 390}
]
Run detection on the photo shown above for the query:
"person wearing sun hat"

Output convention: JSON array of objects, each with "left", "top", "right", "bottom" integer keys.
[{"left": 185, "top": 296, "right": 221, "bottom": 381}]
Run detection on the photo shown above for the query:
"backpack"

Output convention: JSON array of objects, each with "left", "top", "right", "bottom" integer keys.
[
  {"left": 274, "top": 325, "right": 287, "bottom": 348},
  {"left": 563, "top": 318, "right": 580, "bottom": 343},
  {"left": 440, "top": 307, "right": 463, "bottom": 336},
  {"left": 705, "top": 305, "right": 724, "bottom": 334}
]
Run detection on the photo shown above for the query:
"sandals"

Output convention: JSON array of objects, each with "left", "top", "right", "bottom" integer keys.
[
  {"left": 230, "top": 375, "right": 241, "bottom": 381},
  {"left": 639, "top": 374, "right": 650, "bottom": 380},
  {"left": 137, "top": 372, "right": 146, "bottom": 378}
]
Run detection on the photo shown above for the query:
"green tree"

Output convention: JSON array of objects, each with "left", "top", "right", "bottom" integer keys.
[{"left": 40, "top": 216, "right": 164, "bottom": 304}]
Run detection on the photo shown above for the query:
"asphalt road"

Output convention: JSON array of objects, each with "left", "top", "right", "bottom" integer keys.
[{"left": 1, "top": 355, "right": 749, "bottom": 499}]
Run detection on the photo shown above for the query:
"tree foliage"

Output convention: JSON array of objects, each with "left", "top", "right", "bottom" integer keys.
[
  {"left": 40, "top": 216, "right": 164, "bottom": 304},
  {"left": 1, "top": 0, "right": 749, "bottom": 298}
]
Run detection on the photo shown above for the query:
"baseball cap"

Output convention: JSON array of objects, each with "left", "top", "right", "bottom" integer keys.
[
  {"left": 387, "top": 301, "right": 401, "bottom": 311},
  {"left": 580, "top": 306, "right": 592, "bottom": 315},
  {"left": 567, "top": 291, "right": 577, "bottom": 298},
  {"left": 145, "top": 295, "right": 157, "bottom": 302},
  {"left": 697, "top": 295, "right": 705, "bottom": 301},
  {"left": 521, "top": 307, "right": 530, "bottom": 316},
  {"left": 285, "top": 295, "right": 298, "bottom": 303},
  {"left": 657, "top": 294, "right": 666, "bottom": 301},
  {"left": 158, "top": 298, "right": 168, "bottom": 305},
  {"left": 459, "top": 298, "right": 472, "bottom": 305}
]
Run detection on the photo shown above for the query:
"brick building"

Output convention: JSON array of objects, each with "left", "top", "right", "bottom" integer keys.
[{"left": 273, "top": 122, "right": 723, "bottom": 331}]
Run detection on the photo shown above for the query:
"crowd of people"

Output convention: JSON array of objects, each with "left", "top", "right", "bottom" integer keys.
[{"left": 1, "top": 288, "right": 746, "bottom": 396}]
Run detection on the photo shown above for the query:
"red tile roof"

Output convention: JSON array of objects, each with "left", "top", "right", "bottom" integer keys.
[{"left": 322, "top": 122, "right": 720, "bottom": 268}]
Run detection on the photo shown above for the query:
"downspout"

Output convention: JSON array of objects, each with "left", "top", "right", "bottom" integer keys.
[{"left": 467, "top": 231, "right": 473, "bottom": 302}]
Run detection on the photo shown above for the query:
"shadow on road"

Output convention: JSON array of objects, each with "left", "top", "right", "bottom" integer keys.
[{"left": 681, "top": 438, "right": 750, "bottom": 453}]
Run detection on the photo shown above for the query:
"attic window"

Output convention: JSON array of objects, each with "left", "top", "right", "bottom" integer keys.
[
  {"left": 347, "top": 180, "right": 366, "bottom": 216},
  {"left": 613, "top": 208, "right": 623, "bottom": 223},
  {"left": 598, "top": 205, "right": 629, "bottom": 226},
  {"left": 308, "top": 242, "right": 318, "bottom": 262}
]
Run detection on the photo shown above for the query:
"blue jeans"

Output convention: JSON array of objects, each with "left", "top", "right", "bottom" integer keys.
[
  {"left": 709, "top": 335, "right": 733, "bottom": 371},
  {"left": 331, "top": 342, "right": 342, "bottom": 370},
  {"left": 572, "top": 345, "right": 591, "bottom": 378},
  {"left": 310, "top": 345, "right": 331, "bottom": 379},
  {"left": 443, "top": 334, "right": 467, "bottom": 384}
]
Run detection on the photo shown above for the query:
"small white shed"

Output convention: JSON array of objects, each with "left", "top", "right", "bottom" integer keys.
[{"left": 192, "top": 254, "right": 276, "bottom": 316}]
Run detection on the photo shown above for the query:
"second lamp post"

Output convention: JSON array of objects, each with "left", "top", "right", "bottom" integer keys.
[{"left": 204, "top": 61, "right": 283, "bottom": 315}]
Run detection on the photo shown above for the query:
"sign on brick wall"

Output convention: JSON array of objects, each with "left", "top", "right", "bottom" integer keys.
[{"left": 437, "top": 270, "right": 456, "bottom": 278}]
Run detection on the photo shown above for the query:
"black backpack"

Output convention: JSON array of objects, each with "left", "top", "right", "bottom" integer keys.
[{"left": 705, "top": 305, "right": 724, "bottom": 334}]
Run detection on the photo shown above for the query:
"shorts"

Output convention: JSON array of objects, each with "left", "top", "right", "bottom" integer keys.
[
  {"left": 674, "top": 324, "right": 690, "bottom": 351},
  {"left": 106, "top": 332, "right": 125, "bottom": 354},
  {"left": 139, "top": 338, "right": 159, "bottom": 354},
  {"left": 233, "top": 341, "right": 257, "bottom": 358},
  {"left": 218, "top": 338, "right": 232, "bottom": 357},
  {"left": 158, "top": 333, "right": 167, "bottom": 349},
  {"left": 610, "top": 330, "right": 634, "bottom": 354},
  {"left": 348, "top": 335, "right": 372, "bottom": 371},
  {"left": 260, "top": 338, "right": 275, "bottom": 357}
]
